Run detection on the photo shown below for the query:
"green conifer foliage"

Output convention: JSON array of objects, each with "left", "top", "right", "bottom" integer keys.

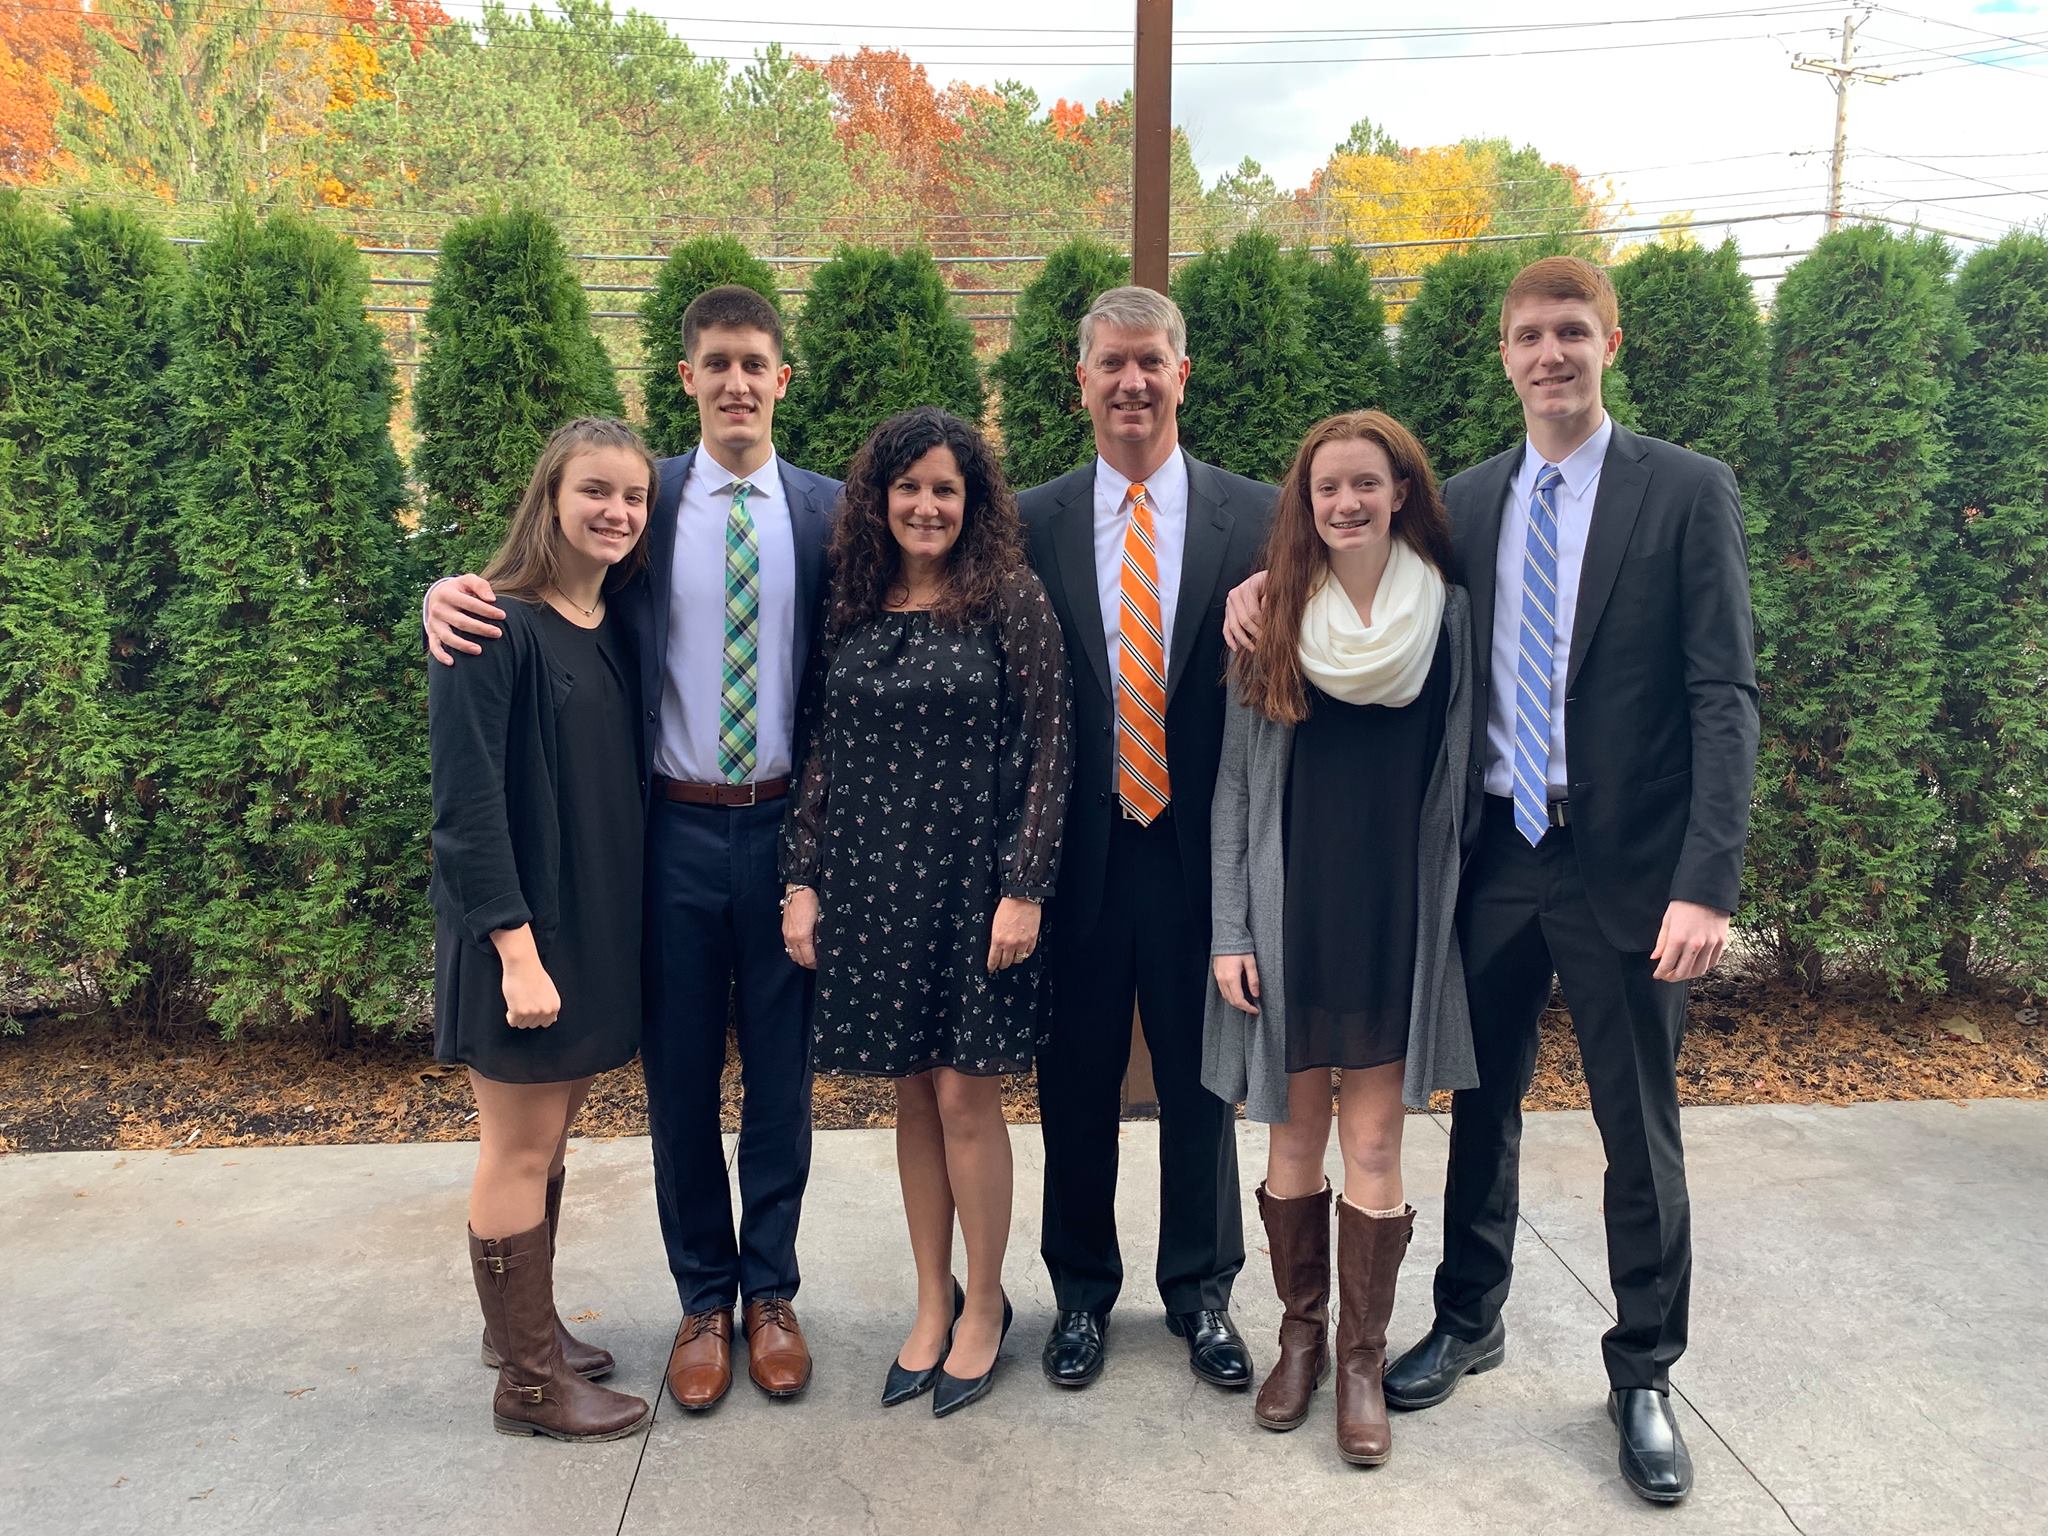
[
  {"left": 1296, "top": 242, "right": 1392, "bottom": 419},
  {"left": 1751, "top": 226, "right": 1955, "bottom": 991},
  {"left": 1393, "top": 241, "right": 1633, "bottom": 478},
  {"left": 792, "top": 245, "right": 985, "bottom": 478},
  {"left": 641, "top": 235, "right": 795, "bottom": 459},
  {"left": 1171, "top": 230, "right": 1319, "bottom": 482},
  {"left": 1933, "top": 231, "right": 2048, "bottom": 990},
  {"left": 159, "top": 208, "right": 425, "bottom": 1037},
  {"left": 413, "top": 207, "right": 623, "bottom": 578},
  {"left": 0, "top": 195, "right": 128, "bottom": 1018},
  {"left": 990, "top": 237, "right": 1128, "bottom": 487}
]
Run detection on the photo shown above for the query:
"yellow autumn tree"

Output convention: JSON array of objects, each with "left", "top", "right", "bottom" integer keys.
[{"left": 1323, "top": 142, "right": 1496, "bottom": 275}]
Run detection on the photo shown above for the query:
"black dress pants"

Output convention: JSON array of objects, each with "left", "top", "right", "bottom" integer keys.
[
  {"left": 1036, "top": 812, "right": 1246, "bottom": 1316},
  {"left": 1433, "top": 797, "right": 1691, "bottom": 1391},
  {"left": 641, "top": 797, "right": 813, "bottom": 1316}
]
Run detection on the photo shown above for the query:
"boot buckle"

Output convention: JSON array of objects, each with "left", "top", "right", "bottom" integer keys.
[
  {"left": 516, "top": 1384, "right": 544, "bottom": 1403},
  {"left": 483, "top": 1255, "right": 506, "bottom": 1274}
]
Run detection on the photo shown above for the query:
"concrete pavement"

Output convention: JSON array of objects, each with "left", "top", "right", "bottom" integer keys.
[{"left": 4, "top": 1099, "right": 2043, "bottom": 1536}]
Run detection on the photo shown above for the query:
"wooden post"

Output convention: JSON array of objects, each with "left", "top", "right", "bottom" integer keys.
[{"left": 1131, "top": 0, "right": 1173, "bottom": 294}]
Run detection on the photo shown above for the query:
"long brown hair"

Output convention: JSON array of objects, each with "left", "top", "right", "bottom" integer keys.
[
  {"left": 1231, "top": 410, "right": 1455, "bottom": 724},
  {"left": 826, "top": 406, "right": 1026, "bottom": 637},
  {"left": 481, "top": 417, "right": 658, "bottom": 601}
]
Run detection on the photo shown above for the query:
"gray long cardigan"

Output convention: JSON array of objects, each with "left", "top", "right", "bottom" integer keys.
[{"left": 1201, "top": 585, "right": 1479, "bottom": 1122}]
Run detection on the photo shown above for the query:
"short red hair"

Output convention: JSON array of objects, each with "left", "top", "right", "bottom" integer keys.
[{"left": 1500, "top": 255, "right": 1619, "bottom": 342}]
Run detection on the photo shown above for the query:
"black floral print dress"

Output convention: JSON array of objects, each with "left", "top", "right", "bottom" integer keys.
[{"left": 781, "top": 572, "right": 1073, "bottom": 1077}]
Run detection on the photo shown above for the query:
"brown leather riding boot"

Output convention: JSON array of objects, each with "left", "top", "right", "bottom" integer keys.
[
  {"left": 1253, "top": 1180, "right": 1332, "bottom": 1432},
  {"left": 666, "top": 1308, "right": 735, "bottom": 1411},
  {"left": 743, "top": 1297, "right": 814, "bottom": 1397},
  {"left": 480, "top": 1174, "right": 615, "bottom": 1380},
  {"left": 1334, "top": 1198, "right": 1414, "bottom": 1467},
  {"left": 469, "top": 1221, "right": 650, "bottom": 1442}
]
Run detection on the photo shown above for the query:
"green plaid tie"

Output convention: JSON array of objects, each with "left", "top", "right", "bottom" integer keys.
[{"left": 717, "top": 480, "right": 760, "bottom": 784}]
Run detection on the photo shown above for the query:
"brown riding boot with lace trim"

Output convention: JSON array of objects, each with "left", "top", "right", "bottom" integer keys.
[{"left": 480, "top": 1173, "right": 615, "bottom": 1380}]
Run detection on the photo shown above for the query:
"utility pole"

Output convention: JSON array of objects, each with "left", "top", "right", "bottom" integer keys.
[
  {"left": 1792, "top": 11, "right": 1896, "bottom": 230},
  {"left": 1131, "top": 0, "right": 1173, "bottom": 293}
]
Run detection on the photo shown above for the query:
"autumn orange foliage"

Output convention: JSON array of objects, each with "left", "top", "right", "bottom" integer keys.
[{"left": 0, "top": 0, "right": 94, "bottom": 183}]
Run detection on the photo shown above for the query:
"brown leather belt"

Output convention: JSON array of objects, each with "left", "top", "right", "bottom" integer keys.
[{"left": 655, "top": 775, "right": 791, "bottom": 808}]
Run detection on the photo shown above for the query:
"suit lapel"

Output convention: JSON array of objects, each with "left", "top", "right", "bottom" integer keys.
[
  {"left": 648, "top": 447, "right": 695, "bottom": 671},
  {"left": 1566, "top": 426, "right": 1649, "bottom": 692},
  {"left": 1044, "top": 467, "right": 1112, "bottom": 707},
  {"left": 781, "top": 462, "right": 830, "bottom": 665},
  {"left": 1168, "top": 451, "right": 1232, "bottom": 708},
  {"left": 1453, "top": 447, "right": 1518, "bottom": 702}
]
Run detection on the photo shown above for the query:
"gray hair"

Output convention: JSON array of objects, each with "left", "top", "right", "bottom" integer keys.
[{"left": 1078, "top": 286, "right": 1187, "bottom": 365}]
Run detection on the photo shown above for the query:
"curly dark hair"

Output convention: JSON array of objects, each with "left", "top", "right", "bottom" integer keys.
[{"left": 826, "top": 406, "right": 1028, "bottom": 637}]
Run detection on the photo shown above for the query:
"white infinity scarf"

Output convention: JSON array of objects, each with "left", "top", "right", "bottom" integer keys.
[{"left": 1296, "top": 538, "right": 1446, "bottom": 708}]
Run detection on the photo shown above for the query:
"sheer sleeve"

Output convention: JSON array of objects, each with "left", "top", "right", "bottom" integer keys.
[
  {"left": 994, "top": 570, "right": 1074, "bottom": 901},
  {"left": 778, "top": 631, "right": 835, "bottom": 887}
]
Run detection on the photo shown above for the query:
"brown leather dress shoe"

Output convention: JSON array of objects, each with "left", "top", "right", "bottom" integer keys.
[
  {"left": 743, "top": 1297, "right": 813, "bottom": 1398},
  {"left": 666, "top": 1308, "right": 734, "bottom": 1412}
]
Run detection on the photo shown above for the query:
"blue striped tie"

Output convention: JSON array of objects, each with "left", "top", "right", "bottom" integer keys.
[{"left": 1513, "top": 464, "right": 1564, "bottom": 847}]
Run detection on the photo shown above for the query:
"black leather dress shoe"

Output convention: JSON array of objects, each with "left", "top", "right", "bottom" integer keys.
[
  {"left": 1042, "top": 1309, "right": 1108, "bottom": 1388},
  {"left": 1166, "top": 1309, "right": 1252, "bottom": 1389},
  {"left": 1610, "top": 1388, "right": 1694, "bottom": 1504},
  {"left": 881, "top": 1278, "right": 965, "bottom": 1407},
  {"left": 932, "top": 1293, "right": 1013, "bottom": 1419},
  {"left": 1382, "top": 1318, "right": 1506, "bottom": 1411}
]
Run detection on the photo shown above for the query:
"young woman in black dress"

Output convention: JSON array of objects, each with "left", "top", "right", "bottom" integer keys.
[
  {"left": 780, "top": 407, "right": 1072, "bottom": 1417},
  {"left": 428, "top": 418, "right": 656, "bottom": 1443},
  {"left": 1205, "top": 411, "right": 1476, "bottom": 1466}
]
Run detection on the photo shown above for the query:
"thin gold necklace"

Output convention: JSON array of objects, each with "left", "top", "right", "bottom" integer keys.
[{"left": 551, "top": 586, "right": 601, "bottom": 621}]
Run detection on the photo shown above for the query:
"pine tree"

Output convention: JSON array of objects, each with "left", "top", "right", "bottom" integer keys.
[
  {"left": 1750, "top": 225, "right": 1955, "bottom": 992},
  {"left": 159, "top": 207, "right": 425, "bottom": 1038},
  {"left": 990, "top": 237, "right": 1128, "bottom": 488},
  {"left": 413, "top": 207, "right": 623, "bottom": 579},
  {"left": 0, "top": 194, "right": 127, "bottom": 1019},
  {"left": 1172, "top": 230, "right": 1320, "bottom": 482},
  {"left": 792, "top": 244, "right": 985, "bottom": 477},
  {"left": 1932, "top": 231, "right": 2048, "bottom": 991},
  {"left": 1296, "top": 241, "right": 1393, "bottom": 419},
  {"left": 640, "top": 235, "right": 798, "bottom": 459}
]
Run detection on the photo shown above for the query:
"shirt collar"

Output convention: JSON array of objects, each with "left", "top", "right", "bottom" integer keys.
[
  {"left": 1094, "top": 446, "right": 1186, "bottom": 510},
  {"left": 1521, "top": 415, "right": 1612, "bottom": 499},
  {"left": 697, "top": 446, "right": 781, "bottom": 502}
]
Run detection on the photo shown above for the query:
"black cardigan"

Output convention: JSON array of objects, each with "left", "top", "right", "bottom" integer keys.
[{"left": 428, "top": 598, "right": 623, "bottom": 949}]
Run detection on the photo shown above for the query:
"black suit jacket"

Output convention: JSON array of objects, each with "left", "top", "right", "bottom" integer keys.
[
  {"left": 613, "top": 447, "right": 842, "bottom": 784},
  {"left": 1020, "top": 451, "right": 1276, "bottom": 934},
  {"left": 1448, "top": 422, "right": 1759, "bottom": 953}
]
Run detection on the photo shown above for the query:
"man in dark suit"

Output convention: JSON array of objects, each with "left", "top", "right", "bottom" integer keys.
[
  {"left": 425, "top": 286, "right": 839, "bottom": 1414},
  {"left": 1020, "top": 286, "right": 1275, "bottom": 1393}
]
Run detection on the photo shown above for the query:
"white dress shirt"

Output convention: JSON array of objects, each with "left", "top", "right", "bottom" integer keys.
[
  {"left": 655, "top": 449, "right": 799, "bottom": 783},
  {"left": 1483, "top": 416, "right": 1612, "bottom": 799},
  {"left": 1093, "top": 448, "right": 1190, "bottom": 687}
]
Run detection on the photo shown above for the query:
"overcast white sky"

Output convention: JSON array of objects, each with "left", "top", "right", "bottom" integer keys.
[{"left": 468, "top": 0, "right": 2048, "bottom": 269}]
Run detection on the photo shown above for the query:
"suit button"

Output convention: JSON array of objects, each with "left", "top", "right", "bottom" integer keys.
[
  {"left": 1097, "top": 792, "right": 1108, "bottom": 805},
  {"left": 645, "top": 709, "right": 657, "bottom": 722}
]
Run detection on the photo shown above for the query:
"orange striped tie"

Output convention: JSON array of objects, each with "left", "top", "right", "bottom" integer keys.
[{"left": 1117, "top": 481, "right": 1171, "bottom": 825}]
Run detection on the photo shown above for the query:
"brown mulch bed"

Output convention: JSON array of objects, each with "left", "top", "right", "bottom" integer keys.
[{"left": 0, "top": 975, "right": 2040, "bottom": 1155}]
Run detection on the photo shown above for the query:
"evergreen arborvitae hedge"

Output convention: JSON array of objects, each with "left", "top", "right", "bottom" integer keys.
[
  {"left": 792, "top": 245, "right": 985, "bottom": 478},
  {"left": 1611, "top": 239, "right": 1769, "bottom": 489},
  {"left": 414, "top": 208, "right": 623, "bottom": 578},
  {"left": 1296, "top": 241, "right": 1392, "bottom": 419},
  {"left": 992, "top": 238, "right": 1128, "bottom": 488},
  {"left": 159, "top": 208, "right": 425, "bottom": 1038},
  {"left": 1172, "top": 231, "right": 1320, "bottom": 482},
  {"left": 641, "top": 235, "right": 796, "bottom": 460},
  {"left": 1751, "top": 226, "right": 1956, "bottom": 991},
  {"left": 1393, "top": 241, "right": 1633, "bottom": 478},
  {"left": 0, "top": 195, "right": 129, "bottom": 1018},
  {"left": 1933, "top": 231, "right": 2048, "bottom": 990}
]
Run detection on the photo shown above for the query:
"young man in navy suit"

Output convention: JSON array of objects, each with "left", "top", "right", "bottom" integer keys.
[{"left": 426, "top": 286, "right": 839, "bottom": 1413}]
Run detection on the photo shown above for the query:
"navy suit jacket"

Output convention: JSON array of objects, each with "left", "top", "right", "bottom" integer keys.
[{"left": 614, "top": 447, "right": 842, "bottom": 784}]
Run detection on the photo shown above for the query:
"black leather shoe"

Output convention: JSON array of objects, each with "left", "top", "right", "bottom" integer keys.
[
  {"left": 932, "top": 1292, "right": 1012, "bottom": 1419},
  {"left": 1382, "top": 1318, "right": 1506, "bottom": 1411},
  {"left": 1042, "top": 1309, "right": 1108, "bottom": 1388},
  {"left": 1165, "top": 1309, "right": 1252, "bottom": 1389},
  {"left": 1610, "top": 1388, "right": 1694, "bottom": 1504},
  {"left": 881, "top": 1278, "right": 964, "bottom": 1407}
]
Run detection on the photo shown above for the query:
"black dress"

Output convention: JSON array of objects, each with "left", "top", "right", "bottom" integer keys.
[
  {"left": 434, "top": 603, "right": 644, "bottom": 1084},
  {"left": 781, "top": 574, "right": 1072, "bottom": 1077},
  {"left": 1282, "top": 630, "right": 1451, "bottom": 1074}
]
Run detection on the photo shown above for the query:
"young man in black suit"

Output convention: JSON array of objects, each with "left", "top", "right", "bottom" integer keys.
[
  {"left": 1227, "top": 256, "right": 1757, "bottom": 1502},
  {"left": 425, "top": 287, "right": 840, "bottom": 1415},
  {"left": 1018, "top": 286, "right": 1276, "bottom": 1393}
]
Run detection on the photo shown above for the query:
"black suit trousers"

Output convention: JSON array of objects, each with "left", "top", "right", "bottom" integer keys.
[
  {"left": 1434, "top": 797, "right": 1691, "bottom": 1391},
  {"left": 1036, "top": 812, "right": 1246, "bottom": 1316}
]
